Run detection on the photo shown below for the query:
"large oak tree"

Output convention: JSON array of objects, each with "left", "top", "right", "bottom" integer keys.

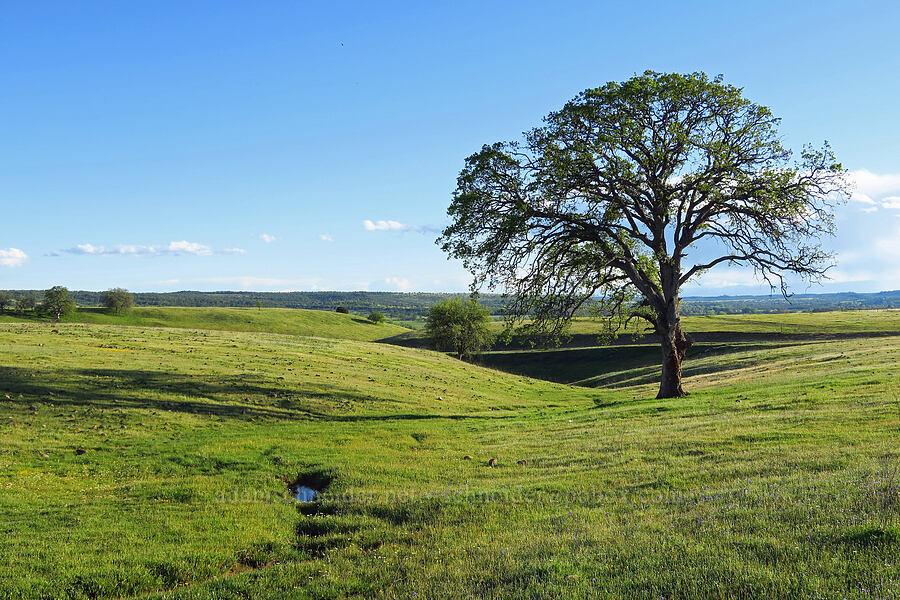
[{"left": 439, "top": 71, "right": 847, "bottom": 398}]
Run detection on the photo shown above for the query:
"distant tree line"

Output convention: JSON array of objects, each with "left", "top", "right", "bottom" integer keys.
[
  {"left": 677, "top": 291, "right": 900, "bottom": 315},
  {"left": 0, "top": 290, "right": 510, "bottom": 319},
  {"left": 0, "top": 287, "right": 134, "bottom": 318},
  {"left": 0, "top": 290, "right": 39, "bottom": 314},
  {"left": 1, "top": 289, "right": 898, "bottom": 319}
]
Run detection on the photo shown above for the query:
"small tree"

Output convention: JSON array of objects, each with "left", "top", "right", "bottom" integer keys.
[
  {"left": 335, "top": 306, "right": 349, "bottom": 314},
  {"left": 0, "top": 291, "right": 12, "bottom": 312},
  {"left": 16, "top": 294, "right": 36, "bottom": 313},
  {"left": 44, "top": 286, "right": 75, "bottom": 321},
  {"left": 101, "top": 287, "right": 134, "bottom": 315},
  {"left": 255, "top": 300, "right": 263, "bottom": 312},
  {"left": 425, "top": 298, "right": 493, "bottom": 360},
  {"left": 367, "top": 312, "right": 386, "bottom": 324}
]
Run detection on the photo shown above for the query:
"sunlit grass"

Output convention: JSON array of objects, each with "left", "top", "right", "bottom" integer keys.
[
  {"left": 1, "top": 312, "right": 898, "bottom": 599},
  {"left": 0, "top": 306, "right": 409, "bottom": 341}
]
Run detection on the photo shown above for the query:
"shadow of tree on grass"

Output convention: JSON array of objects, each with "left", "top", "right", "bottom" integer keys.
[{"left": 0, "top": 366, "right": 511, "bottom": 423}]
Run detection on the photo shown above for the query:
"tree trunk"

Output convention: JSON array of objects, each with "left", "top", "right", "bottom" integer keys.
[{"left": 657, "top": 321, "right": 693, "bottom": 399}]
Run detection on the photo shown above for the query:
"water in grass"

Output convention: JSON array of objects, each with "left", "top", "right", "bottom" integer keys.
[{"left": 293, "top": 486, "right": 318, "bottom": 502}]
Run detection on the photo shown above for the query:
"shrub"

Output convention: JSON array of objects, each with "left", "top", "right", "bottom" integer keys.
[
  {"left": 425, "top": 298, "right": 492, "bottom": 360},
  {"left": 101, "top": 288, "right": 134, "bottom": 315},
  {"left": 335, "top": 306, "right": 349, "bottom": 314},
  {"left": 367, "top": 312, "right": 386, "bottom": 324}
]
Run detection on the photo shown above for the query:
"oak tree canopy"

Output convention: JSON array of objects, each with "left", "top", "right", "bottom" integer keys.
[{"left": 439, "top": 71, "right": 847, "bottom": 398}]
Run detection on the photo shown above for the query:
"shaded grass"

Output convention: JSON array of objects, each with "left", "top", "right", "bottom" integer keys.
[{"left": 475, "top": 342, "right": 791, "bottom": 385}]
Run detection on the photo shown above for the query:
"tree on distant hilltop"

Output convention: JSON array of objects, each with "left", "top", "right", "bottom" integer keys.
[
  {"left": 335, "top": 306, "right": 349, "bottom": 314},
  {"left": 0, "top": 291, "right": 12, "bottom": 312},
  {"left": 426, "top": 298, "right": 492, "bottom": 360},
  {"left": 44, "top": 286, "right": 75, "bottom": 321},
  {"left": 101, "top": 287, "right": 134, "bottom": 315},
  {"left": 439, "top": 71, "right": 847, "bottom": 398}
]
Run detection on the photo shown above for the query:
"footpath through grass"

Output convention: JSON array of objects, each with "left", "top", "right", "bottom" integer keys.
[{"left": 0, "top": 315, "right": 898, "bottom": 599}]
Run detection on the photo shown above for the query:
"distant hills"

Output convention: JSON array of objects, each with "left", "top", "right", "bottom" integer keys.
[
  {"left": 679, "top": 290, "right": 900, "bottom": 316},
  {"left": 5, "top": 289, "right": 899, "bottom": 319}
]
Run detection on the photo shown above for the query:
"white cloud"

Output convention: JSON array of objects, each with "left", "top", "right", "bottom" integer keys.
[
  {"left": 363, "top": 219, "right": 439, "bottom": 234},
  {"left": 683, "top": 267, "right": 763, "bottom": 291},
  {"left": 848, "top": 170, "right": 900, "bottom": 211},
  {"left": 827, "top": 223, "right": 900, "bottom": 290},
  {"left": 364, "top": 219, "right": 409, "bottom": 231},
  {"left": 882, "top": 196, "right": 900, "bottom": 210},
  {"left": 0, "top": 248, "right": 28, "bottom": 267},
  {"left": 826, "top": 269, "right": 875, "bottom": 284},
  {"left": 61, "top": 243, "right": 151, "bottom": 256},
  {"left": 260, "top": 233, "right": 276, "bottom": 243},
  {"left": 319, "top": 234, "right": 334, "bottom": 242},
  {"left": 53, "top": 240, "right": 236, "bottom": 257},
  {"left": 875, "top": 231, "right": 900, "bottom": 255},
  {"left": 384, "top": 276, "right": 412, "bottom": 291},
  {"left": 167, "top": 240, "right": 212, "bottom": 255}
]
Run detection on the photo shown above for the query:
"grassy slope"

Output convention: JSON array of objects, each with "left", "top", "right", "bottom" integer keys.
[
  {"left": 1, "top": 315, "right": 898, "bottom": 599},
  {"left": 467, "top": 310, "right": 900, "bottom": 385},
  {"left": 0, "top": 306, "right": 408, "bottom": 341}
]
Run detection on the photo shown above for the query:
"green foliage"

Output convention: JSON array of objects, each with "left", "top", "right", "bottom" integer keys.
[
  {"left": 367, "top": 311, "right": 386, "bottom": 324},
  {"left": 439, "top": 71, "right": 848, "bottom": 397},
  {"left": 0, "top": 291, "right": 12, "bottom": 312},
  {"left": 425, "top": 298, "right": 493, "bottom": 359},
  {"left": 15, "top": 294, "right": 36, "bottom": 313},
  {"left": 100, "top": 287, "right": 134, "bottom": 315},
  {"left": 42, "top": 286, "right": 75, "bottom": 319},
  {"left": 335, "top": 306, "right": 349, "bottom": 314}
]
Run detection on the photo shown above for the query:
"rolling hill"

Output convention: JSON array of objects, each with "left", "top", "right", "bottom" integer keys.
[
  {"left": 0, "top": 311, "right": 897, "bottom": 599},
  {"left": 0, "top": 306, "right": 409, "bottom": 341}
]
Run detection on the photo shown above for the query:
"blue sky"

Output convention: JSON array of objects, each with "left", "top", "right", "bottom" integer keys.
[{"left": 2, "top": 1, "right": 899, "bottom": 296}]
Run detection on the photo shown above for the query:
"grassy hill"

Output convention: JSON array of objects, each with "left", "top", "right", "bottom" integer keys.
[
  {"left": 386, "top": 311, "right": 900, "bottom": 386},
  {"left": 475, "top": 310, "right": 900, "bottom": 385},
  {"left": 0, "top": 306, "right": 409, "bottom": 341},
  {"left": 0, "top": 314, "right": 898, "bottom": 599}
]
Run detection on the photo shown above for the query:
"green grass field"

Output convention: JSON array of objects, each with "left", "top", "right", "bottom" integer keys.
[
  {"left": 1, "top": 310, "right": 898, "bottom": 599},
  {"left": 0, "top": 306, "right": 409, "bottom": 341}
]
